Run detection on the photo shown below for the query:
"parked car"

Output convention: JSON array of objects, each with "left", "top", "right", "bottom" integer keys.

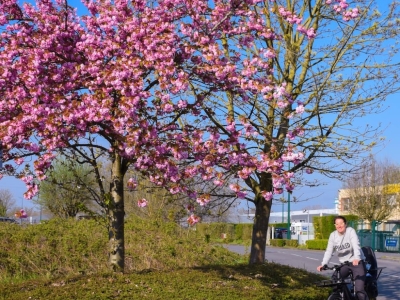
[
  {"left": 274, "top": 227, "right": 287, "bottom": 239},
  {"left": 0, "top": 217, "right": 18, "bottom": 224}
]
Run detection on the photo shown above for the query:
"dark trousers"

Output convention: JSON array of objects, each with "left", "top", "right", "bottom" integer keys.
[{"left": 339, "top": 262, "right": 369, "bottom": 300}]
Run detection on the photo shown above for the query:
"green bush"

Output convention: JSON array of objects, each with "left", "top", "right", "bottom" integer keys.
[
  {"left": 270, "top": 239, "right": 286, "bottom": 247},
  {"left": 285, "top": 240, "right": 299, "bottom": 248},
  {"left": 196, "top": 222, "right": 235, "bottom": 240},
  {"left": 271, "top": 223, "right": 288, "bottom": 229},
  {"left": 0, "top": 217, "right": 245, "bottom": 281},
  {"left": 306, "top": 239, "right": 328, "bottom": 250},
  {"left": 234, "top": 223, "right": 253, "bottom": 241}
]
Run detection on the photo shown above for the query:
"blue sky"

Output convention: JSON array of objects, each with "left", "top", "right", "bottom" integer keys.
[{"left": 278, "top": 95, "right": 400, "bottom": 212}]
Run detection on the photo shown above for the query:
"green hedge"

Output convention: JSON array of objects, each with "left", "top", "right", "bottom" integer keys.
[
  {"left": 196, "top": 223, "right": 253, "bottom": 241},
  {"left": 285, "top": 240, "right": 299, "bottom": 247},
  {"left": 313, "top": 214, "right": 359, "bottom": 240},
  {"left": 306, "top": 239, "right": 328, "bottom": 250},
  {"left": 269, "top": 239, "right": 298, "bottom": 248},
  {"left": 234, "top": 223, "right": 253, "bottom": 241},
  {"left": 271, "top": 222, "right": 288, "bottom": 229},
  {"left": 270, "top": 239, "right": 286, "bottom": 247}
]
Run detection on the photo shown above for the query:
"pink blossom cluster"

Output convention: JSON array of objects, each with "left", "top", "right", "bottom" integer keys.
[
  {"left": 15, "top": 209, "right": 28, "bottom": 219},
  {"left": 127, "top": 178, "right": 137, "bottom": 191},
  {"left": 277, "top": 6, "right": 303, "bottom": 24},
  {"left": 187, "top": 214, "right": 201, "bottom": 226},
  {"left": 297, "top": 25, "right": 317, "bottom": 39},
  {"left": 196, "top": 194, "right": 211, "bottom": 206},
  {"left": 274, "top": 5, "right": 317, "bottom": 39},
  {"left": 137, "top": 198, "right": 148, "bottom": 208},
  {"left": 326, "top": 0, "right": 359, "bottom": 21}
]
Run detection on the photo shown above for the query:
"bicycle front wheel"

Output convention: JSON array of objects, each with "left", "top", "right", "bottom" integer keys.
[{"left": 327, "top": 292, "right": 342, "bottom": 300}]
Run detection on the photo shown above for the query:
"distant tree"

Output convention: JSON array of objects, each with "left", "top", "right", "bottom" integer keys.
[
  {"left": 124, "top": 171, "right": 237, "bottom": 224},
  {"left": 37, "top": 159, "right": 99, "bottom": 218},
  {"left": 343, "top": 157, "right": 400, "bottom": 224},
  {"left": 0, "top": 189, "right": 15, "bottom": 217}
]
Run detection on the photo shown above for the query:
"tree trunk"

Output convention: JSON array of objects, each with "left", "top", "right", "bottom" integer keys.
[
  {"left": 249, "top": 194, "right": 272, "bottom": 264},
  {"left": 108, "top": 154, "right": 125, "bottom": 272}
]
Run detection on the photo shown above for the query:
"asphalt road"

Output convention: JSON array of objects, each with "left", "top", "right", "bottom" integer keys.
[{"left": 225, "top": 245, "right": 400, "bottom": 300}]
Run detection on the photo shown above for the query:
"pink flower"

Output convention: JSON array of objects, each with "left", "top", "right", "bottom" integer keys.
[
  {"left": 14, "top": 157, "right": 24, "bottom": 165},
  {"left": 306, "top": 168, "right": 313, "bottom": 174},
  {"left": 196, "top": 194, "right": 211, "bottom": 206},
  {"left": 15, "top": 209, "right": 28, "bottom": 219},
  {"left": 127, "top": 178, "right": 137, "bottom": 191},
  {"left": 261, "top": 191, "right": 273, "bottom": 201},
  {"left": 187, "top": 214, "right": 201, "bottom": 226},
  {"left": 213, "top": 179, "right": 224, "bottom": 186},
  {"left": 229, "top": 183, "right": 241, "bottom": 192},
  {"left": 236, "top": 191, "right": 247, "bottom": 199},
  {"left": 295, "top": 105, "right": 305, "bottom": 114},
  {"left": 137, "top": 198, "right": 148, "bottom": 207},
  {"left": 186, "top": 204, "right": 195, "bottom": 212}
]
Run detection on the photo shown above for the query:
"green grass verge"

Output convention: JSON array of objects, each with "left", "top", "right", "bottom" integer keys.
[
  {"left": 0, "top": 217, "right": 330, "bottom": 299},
  {"left": 0, "top": 263, "right": 330, "bottom": 300}
]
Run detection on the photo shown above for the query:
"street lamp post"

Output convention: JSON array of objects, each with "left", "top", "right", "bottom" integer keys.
[{"left": 286, "top": 162, "right": 291, "bottom": 239}]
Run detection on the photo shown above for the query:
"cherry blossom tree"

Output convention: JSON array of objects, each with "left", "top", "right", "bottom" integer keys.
[
  {"left": 166, "top": 0, "right": 400, "bottom": 263},
  {"left": 0, "top": 0, "right": 202, "bottom": 271},
  {"left": 1, "top": 0, "right": 399, "bottom": 271}
]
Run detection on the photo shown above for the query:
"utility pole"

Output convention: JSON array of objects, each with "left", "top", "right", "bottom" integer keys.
[{"left": 286, "top": 162, "right": 291, "bottom": 239}]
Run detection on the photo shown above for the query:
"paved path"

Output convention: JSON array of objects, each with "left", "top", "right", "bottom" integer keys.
[{"left": 224, "top": 245, "right": 400, "bottom": 300}]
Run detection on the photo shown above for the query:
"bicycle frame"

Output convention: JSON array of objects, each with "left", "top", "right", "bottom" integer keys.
[{"left": 316, "top": 262, "right": 358, "bottom": 300}]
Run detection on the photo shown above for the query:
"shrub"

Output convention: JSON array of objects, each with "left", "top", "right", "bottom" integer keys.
[
  {"left": 0, "top": 217, "right": 245, "bottom": 282},
  {"left": 234, "top": 223, "right": 252, "bottom": 241},
  {"left": 196, "top": 222, "right": 235, "bottom": 240},
  {"left": 270, "top": 239, "right": 286, "bottom": 247},
  {"left": 306, "top": 239, "right": 328, "bottom": 250},
  {"left": 285, "top": 240, "right": 299, "bottom": 248}
]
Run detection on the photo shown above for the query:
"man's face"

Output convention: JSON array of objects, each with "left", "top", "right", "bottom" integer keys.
[{"left": 334, "top": 220, "right": 346, "bottom": 234}]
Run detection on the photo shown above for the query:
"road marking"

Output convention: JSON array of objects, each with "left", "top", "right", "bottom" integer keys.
[
  {"left": 306, "top": 257, "right": 319, "bottom": 260},
  {"left": 291, "top": 254, "right": 302, "bottom": 257},
  {"left": 385, "top": 274, "right": 400, "bottom": 278}
]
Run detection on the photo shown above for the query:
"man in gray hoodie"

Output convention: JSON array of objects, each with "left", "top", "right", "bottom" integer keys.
[{"left": 317, "top": 216, "right": 369, "bottom": 300}]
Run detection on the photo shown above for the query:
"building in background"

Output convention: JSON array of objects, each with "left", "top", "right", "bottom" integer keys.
[{"left": 338, "top": 185, "right": 400, "bottom": 234}]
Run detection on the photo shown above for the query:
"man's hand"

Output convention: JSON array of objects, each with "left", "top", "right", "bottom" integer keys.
[{"left": 352, "top": 259, "right": 360, "bottom": 266}]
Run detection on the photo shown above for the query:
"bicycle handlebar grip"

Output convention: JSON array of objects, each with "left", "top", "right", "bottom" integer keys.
[{"left": 322, "top": 264, "right": 328, "bottom": 270}]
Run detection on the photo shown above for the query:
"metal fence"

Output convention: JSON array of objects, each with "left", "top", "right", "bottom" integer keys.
[
  {"left": 349, "top": 219, "right": 400, "bottom": 253},
  {"left": 357, "top": 230, "right": 400, "bottom": 252}
]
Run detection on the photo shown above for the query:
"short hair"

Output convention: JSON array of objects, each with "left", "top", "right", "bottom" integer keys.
[{"left": 334, "top": 216, "right": 347, "bottom": 224}]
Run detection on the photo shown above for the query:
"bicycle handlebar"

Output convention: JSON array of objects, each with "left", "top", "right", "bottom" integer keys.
[{"left": 321, "top": 261, "right": 352, "bottom": 271}]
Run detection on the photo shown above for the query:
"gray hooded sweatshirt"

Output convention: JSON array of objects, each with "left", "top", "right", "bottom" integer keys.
[{"left": 321, "top": 226, "right": 365, "bottom": 266}]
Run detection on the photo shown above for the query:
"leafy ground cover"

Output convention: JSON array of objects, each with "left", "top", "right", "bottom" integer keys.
[{"left": 0, "top": 217, "right": 330, "bottom": 299}]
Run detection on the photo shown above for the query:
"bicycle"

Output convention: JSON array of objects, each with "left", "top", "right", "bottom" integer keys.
[
  {"left": 316, "top": 261, "right": 361, "bottom": 300},
  {"left": 315, "top": 259, "right": 384, "bottom": 300}
]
